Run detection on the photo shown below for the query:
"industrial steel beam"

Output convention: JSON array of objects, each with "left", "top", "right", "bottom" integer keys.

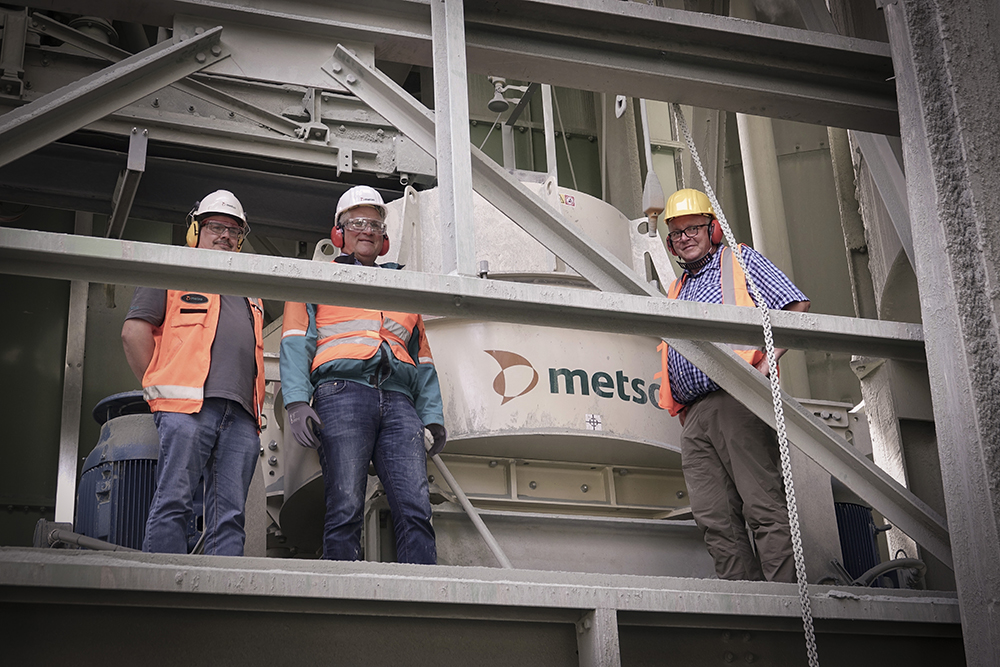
[
  {"left": 53, "top": 213, "right": 92, "bottom": 524},
  {"left": 106, "top": 127, "right": 148, "bottom": 239},
  {"left": 883, "top": 0, "right": 1000, "bottom": 661},
  {"left": 0, "top": 26, "right": 228, "bottom": 169},
  {"left": 0, "top": 229, "right": 926, "bottom": 361},
  {"left": 325, "top": 45, "right": 658, "bottom": 296},
  {"left": 853, "top": 131, "right": 914, "bottom": 268},
  {"left": 430, "top": 0, "right": 477, "bottom": 276},
  {"left": 19, "top": 0, "right": 896, "bottom": 133}
]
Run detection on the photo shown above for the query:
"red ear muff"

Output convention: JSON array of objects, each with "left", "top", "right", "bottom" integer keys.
[
  {"left": 709, "top": 220, "right": 723, "bottom": 245},
  {"left": 332, "top": 224, "right": 390, "bottom": 256}
]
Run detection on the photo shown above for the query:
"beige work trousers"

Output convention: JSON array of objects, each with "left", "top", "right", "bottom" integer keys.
[{"left": 681, "top": 390, "right": 795, "bottom": 582}]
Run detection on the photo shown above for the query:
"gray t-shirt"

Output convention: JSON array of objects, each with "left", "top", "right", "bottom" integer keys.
[{"left": 126, "top": 288, "right": 257, "bottom": 418}]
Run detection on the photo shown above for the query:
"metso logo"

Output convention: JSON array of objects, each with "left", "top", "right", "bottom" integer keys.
[{"left": 484, "top": 350, "right": 539, "bottom": 405}]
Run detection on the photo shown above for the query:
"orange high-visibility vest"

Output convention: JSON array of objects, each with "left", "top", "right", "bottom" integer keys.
[
  {"left": 142, "top": 291, "right": 265, "bottom": 425},
  {"left": 282, "top": 303, "right": 432, "bottom": 371},
  {"left": 655, "top": 245, "right": 766, "bottom": 416}
]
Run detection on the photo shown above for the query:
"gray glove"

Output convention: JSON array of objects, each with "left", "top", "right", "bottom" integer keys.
[
  {"left": 426, "top": 423, "right": 447, "bottom": 457},
  {"left": 286, "top": 401, "right": 323, "bottom": 449}
]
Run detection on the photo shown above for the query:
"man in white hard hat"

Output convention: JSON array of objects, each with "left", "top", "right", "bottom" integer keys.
[
  {"left": 121, "top": 190, "right": 265, "bottom": 555},
  {"left": 280, "top": 185, "right": 446, "bottom": 563},
  {"left": 655, "top": 188, "right": 810, "bottom": 583}
]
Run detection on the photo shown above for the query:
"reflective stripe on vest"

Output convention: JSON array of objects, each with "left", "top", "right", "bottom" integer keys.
[
  {"left": 382, "top": 317, "right": 412, "bottom": 345},
  {"left": 144, "top": 384, "right": 204, "bottom": 401},
  {"left": 317, "top": 334, "right": 381, "bottom": 356},
  {"left": 318, "top": 319, "right": 381, "bottom": 339},
  {"left": 310, "top": 307, "right": 421, "bottom": 372}
]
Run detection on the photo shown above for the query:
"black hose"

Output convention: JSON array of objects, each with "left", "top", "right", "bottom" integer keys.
[{"left": 852, "top": 557, "right": 926, "bottom": 587}]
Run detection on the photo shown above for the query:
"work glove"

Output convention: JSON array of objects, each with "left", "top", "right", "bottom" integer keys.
[
  {"left": 286, "top": 401, "right": 323, "bottom": 449},
  {"left": 425, "top": 423, "right": 447, "bottom": 457}
]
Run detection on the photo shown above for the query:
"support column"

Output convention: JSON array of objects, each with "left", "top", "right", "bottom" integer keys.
[
  {"left": 886, "top": 0, "right": 1000, "bottom": 662},
  {"left": 430, "top": 0, "right": 476, "bottom": 276},
  {"left": 576, "top": 608, "right": 620, "bottom": 667},
  {"left": 735, "top": 113, "right": 811, "bottom": 400},
  {"left": 54, "top": 211, "right": 92, "bottom": 523}
]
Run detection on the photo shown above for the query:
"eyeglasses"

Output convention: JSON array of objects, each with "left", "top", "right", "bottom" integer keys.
[
  {"left": 666, "top": 222, "right": 710, "bottom": 243},
  {"left": 342, "top": 217, "right": 386, "bottom": 234},
  {"left": 203, "top": 221, "right": 246, "bottom": 240}
]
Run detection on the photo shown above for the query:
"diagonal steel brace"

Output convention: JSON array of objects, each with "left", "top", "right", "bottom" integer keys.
[
  {"left": 0, "top": 27, "right": 228, "bottom": 170},
  {"left": 27, "top": 13, "right": 303, "bottom": 139}
]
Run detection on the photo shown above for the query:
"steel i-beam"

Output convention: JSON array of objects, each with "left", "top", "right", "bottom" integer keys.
[
  {"left": 106, "top": 127, "right": 148, "bottom": 239},
  {"left": 431, "top": 0, "right": 477, "bottom": 276},
  {"left": 0, "top": 26, "right": 228, "bottom": 169}
]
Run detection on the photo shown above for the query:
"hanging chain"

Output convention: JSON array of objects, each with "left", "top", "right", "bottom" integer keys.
[{"left": 671, "top": 103, "right": 820, "bottom": 667}]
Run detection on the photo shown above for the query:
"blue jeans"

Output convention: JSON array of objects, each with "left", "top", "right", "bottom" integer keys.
[
  {"left": 313, "top": 379, "right": 436, "bottom": 563},
  {"left": 143, "top": 398, "right": 259, "bottom": 556}
]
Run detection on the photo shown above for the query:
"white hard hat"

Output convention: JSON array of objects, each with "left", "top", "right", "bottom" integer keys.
[
  {"left": 195, "top": 189, "right": 247, "bottom": 225},
  {"left": 335, "top": 185, "right": 387, "bottom": 225}
]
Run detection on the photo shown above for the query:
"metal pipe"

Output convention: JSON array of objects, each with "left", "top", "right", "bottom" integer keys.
[
  {"left": 427, "top": 444, "right": 514, "bottom": 569},
  {"left": 47, "top": 528, "right": 138, "bottom": 552}
]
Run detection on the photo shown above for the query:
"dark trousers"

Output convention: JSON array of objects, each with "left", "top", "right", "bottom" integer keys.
[{"left": 681, "top": 390, "right": 795, "bottom": 582}]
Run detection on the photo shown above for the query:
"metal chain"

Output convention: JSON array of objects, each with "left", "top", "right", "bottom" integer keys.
[{"left": 671, "top": 103, "right": 820, "bottom": 667}]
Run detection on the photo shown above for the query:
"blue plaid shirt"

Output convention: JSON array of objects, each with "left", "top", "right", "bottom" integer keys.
[{"left": 667, "top": 245, "right": 808, "bottom": 405}]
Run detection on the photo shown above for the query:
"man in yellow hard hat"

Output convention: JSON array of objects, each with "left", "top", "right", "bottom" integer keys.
[{"left": 654, "top": 188, "right": 810, "bottom": 582}]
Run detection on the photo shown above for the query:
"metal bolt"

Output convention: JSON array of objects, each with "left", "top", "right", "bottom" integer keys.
[
  {"left": 742, "top": 632, "right": 751, "bottom": 642},
  {"left": 676, "top": 490, "right": 685, "bottom": 499},
  {"left": 619, "top": 468, "right": 629, "bottom": 476},
  {"left": 143, "top": 129, "right": 148, "bottom": 136},
  {"left": 353, "top": 159, "right": 359, "bottom": 166},
  {"left": 188, "top": 105, "right": 195, "bottom": 113},
  {"left": 152, "top": 98, "right": 159, "bottom": 108},
  {"left": 471, "top": 119, "right": 478, "bottom": 126},
  {"left": 580, "top": 484, "right": 589, "bottom": 493},
  {"left": 268, "top": 470, "right": 275, "bottom": 476},
  {"left": 744, "top": 652, "right": 755, "bottom": 664},
  {"left": 268, "top": 440, "right": 278, "bottom": 451},
  {"left": 228, "top": 111, "right": 235, "bottom": 118},
  {"left": 131, "top": 127, "right": 137, "bottom": 135},
  {"left": 722, "top": 631, "right": 731, "bottom": 642},
  {"left": 268, "top": 456, "right": 278, "bottom": 466},
  {"left": 195, "top": 52, "right": 207, "bottom": 64},
  {"left": 724, "top": 652, "right": 735, "bottom": 664},
  {"left": 194, "top": 26, "right": 205, "bottom": 34},
  {"left": 42, "top": 58, "right": 50, "bottom": 66},
  {"left": 211, "top": 45, "right": 222, "bottom": 56},
  {"left": 339, "top": 125, "right": 346, "bottom": 133},
  {"left": 518, "top": 126, "right": 526, "bottom": 133},
  {"left": 346, "top": 74, "right": 357, "bottom": 84},
  {"left": 529, "top": 481, "right": 537, "bottom": 490},
  {"left": 588, "top": 135, "right": 596, "bottom": 142},
  {"left": 259, "top": 446, "right": 264, "bottom": 456},
  {"left": 489, "top": 460, "right": 498, "bottom": 468},
  {"left": 376, "top": 128, "right": 384, "bottom": 138},
  {"left": 428, "top": 475, "right": 435, "bottom": 483},
  {"left": 331, "top": 62, "right": 342, "bottom": 73},
  {"left": 24, "top": 81, "right": 31, "bottom": 90}
]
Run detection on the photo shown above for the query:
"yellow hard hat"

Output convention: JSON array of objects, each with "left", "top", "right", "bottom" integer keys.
[{"left": 664, "top": 188, "right": 714, "bottom": 222}]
